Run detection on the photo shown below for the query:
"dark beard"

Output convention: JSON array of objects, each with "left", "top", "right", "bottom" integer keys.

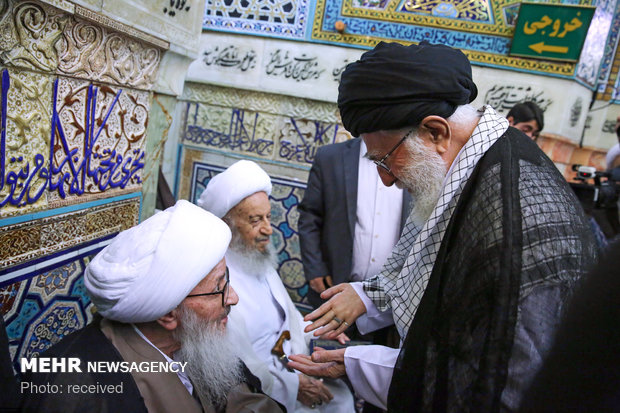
[{"left": 173, "top": 305, "right": 243, "bottom": 410}]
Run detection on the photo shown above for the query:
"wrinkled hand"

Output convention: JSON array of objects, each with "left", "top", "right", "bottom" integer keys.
[
  {"left": 309, "top": 276, "right": 333, "bottom": 294},
  {"left": 303, "top": 283, "right": 366, "bottom": 339},
  {"left": 296, "top": 373, "right": 333, "bottom": 408},
  {"left": 289, "top": 348, "right": 346, "bottom": 380}
]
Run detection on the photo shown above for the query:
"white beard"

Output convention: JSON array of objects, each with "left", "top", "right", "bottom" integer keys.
[
  {"left": 397, "top": 136, "right": 447, "bottom": 227},
  {"left": 228, "top": 231, "right": 278, "bottom": 277},
  {"left": 173, "top": 306, "right": 244, "bottom": 410}
]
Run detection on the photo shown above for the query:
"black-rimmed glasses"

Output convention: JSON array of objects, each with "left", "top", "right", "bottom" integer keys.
[
  {"left": 373, "top": 128, "right": 416, "bottom": 175},
  {"left": 186, "top": 267, "right": 230, "bottom": 307}
]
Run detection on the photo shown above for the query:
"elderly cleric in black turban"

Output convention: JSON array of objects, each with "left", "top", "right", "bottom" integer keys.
[{"left": 337, "top": 41, "right": 478, "bottom": 137}]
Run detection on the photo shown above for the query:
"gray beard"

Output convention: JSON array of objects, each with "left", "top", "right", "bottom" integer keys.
[
  {"left": 397, "top": 137, "right": 447, "bottom": 227},
  {"left": 173, "top": 306, "right": 244, "bottom": 410},
  {"left": 228, "top": 231, "right": 278, "bottom": 277}
]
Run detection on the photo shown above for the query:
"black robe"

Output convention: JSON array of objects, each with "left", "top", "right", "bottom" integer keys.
[
  {"left": 520, "top": 239, "right": 620, "bottom": 412},
  {"left": 0, "top": 316, "right": 21, "bottom": 412},
  {"left": 388, "top": 128, "right": 598, "bottom": 412},
  {"left": 21, "top": 317, "right": 147, "bottom": 413}
]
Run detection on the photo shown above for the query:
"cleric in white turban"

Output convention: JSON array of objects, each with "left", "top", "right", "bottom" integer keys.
[
  {"left": 85, "top": 200, "right": 231, "bottom": 323},
  {"left": 198, "top": 161, "right": 355, "bottom": 413},
  {"left": 21, "top": 200, "right": 285, "bottom": 413},
  {"left": 197, "top": 159, "right": 272, "bottom": 218}
]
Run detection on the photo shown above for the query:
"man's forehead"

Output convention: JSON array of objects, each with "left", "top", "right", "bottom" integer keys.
[
  {"left": 196, "top": 260, "right": 226, "bottom": 287},
  {"left": 234, "top": 192, "right": 271, "bottom": 214}
]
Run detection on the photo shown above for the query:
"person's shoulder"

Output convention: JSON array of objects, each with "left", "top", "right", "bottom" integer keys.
[
  {"left": 491, "top": 126, "right": 548, "bottom": 165},
  {"left": 500, "top": 125, "right": 531, "bottom": 144}
]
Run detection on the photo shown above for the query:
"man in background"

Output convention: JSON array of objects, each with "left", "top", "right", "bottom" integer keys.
[
  {"left": 506, "top": 101, "right": 545, "bottom": 140},
  {"left": 298, "top": 138, "right": 410, "bottom": 312}
]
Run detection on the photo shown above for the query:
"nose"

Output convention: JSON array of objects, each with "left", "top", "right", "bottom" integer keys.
[
  {"left": 227, "top": 285, "right": 239, "bottom": 306},
  {"left": 377, "top": 166, "right": 397, "bottom": 187},
  {"left": 260, "top": 218, "right": 273, "bottom": 235}
]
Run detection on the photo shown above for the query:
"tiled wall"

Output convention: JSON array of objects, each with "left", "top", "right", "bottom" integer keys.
[
  {"left": 0, "top": 0, "right": 193, "bottom": 369},
  {"left": 202, "top": 0, "right": 620, "bottom": 86},
  {"left": 197, "top": 0, "right": 620, "bottom": 151},
  {"left": 177, "top": 82, "right": 347, "bottom": 172},
  {"left": 1, "top": 197, "right": 140, "bottom": 371}
]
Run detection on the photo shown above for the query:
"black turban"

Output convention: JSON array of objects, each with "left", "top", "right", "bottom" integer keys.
[{"left": 338, "top": 41, "right": 478, "bottom": 136}]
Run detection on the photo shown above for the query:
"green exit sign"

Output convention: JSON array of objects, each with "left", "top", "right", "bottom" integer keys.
[{"left": 510, "top": 3, "right": 595, "bottom": 62}]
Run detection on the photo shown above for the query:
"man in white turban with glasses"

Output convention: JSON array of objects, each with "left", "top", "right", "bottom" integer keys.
[
  {"left": 198, "top": 160, "right": 354, "bottom": 413},
  {"left": 22, "top": 200, "right": 284, "bottom": 413}
]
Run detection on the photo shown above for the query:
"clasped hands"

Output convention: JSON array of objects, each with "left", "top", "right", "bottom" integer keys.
[{"left": 288, "top": 283, "right": 366, "bottom": 381}]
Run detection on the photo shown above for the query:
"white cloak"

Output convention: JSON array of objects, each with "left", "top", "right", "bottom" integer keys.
[{"left": 226, "top": 252, "right": 355, "bottom": 413}]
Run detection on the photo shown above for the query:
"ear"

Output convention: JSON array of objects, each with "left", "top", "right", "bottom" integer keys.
[
  {"left": 156, "top": 308, "right": 180, "bottom": 332},
  {"left": 420, "top": 116, "right": 451, "bottom": 155},
  {"left": 507, "top": 115, "right": 515, "bottom": 126}
]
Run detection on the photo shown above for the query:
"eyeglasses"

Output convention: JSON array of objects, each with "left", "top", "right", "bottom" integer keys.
[
  {"left": 186, "top": 267, "right": 230, "bottom": 307},
  {"left": 372, "top": 129, "right": 416, "bottom": 175}
]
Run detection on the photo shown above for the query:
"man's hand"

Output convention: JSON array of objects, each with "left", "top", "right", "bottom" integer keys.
[
  {"left": 296, "top": 373, "right": 333, "bottom": 408},
  {"left": 317, "top": 333, "right": 351, "bottom": 348},
  {"left": 309, "top": 276, "right": 333, "bottom": 294},
  {"left": 303, "top": 283, "right": 366, "bottom": 338},
  {"left": 289, "top": 348, "right": 346, "bottom": 380}
]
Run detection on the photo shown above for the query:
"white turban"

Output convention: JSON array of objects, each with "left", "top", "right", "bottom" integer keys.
[
  {"left": 84, "top": 200, "right": 231, "bottom": 323},
  {"left": 606, "top": 143, "right": 620, "bottom": 170},
  {"left": 197, "top": 160, "right": 272, "bottom": 218}
]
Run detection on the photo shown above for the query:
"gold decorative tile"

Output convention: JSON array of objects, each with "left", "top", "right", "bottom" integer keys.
[
  {"left": 0, "top": 0, "right": 68, "bottom": 72},
  {"left": 141, "top": 93, "right": 174, "bottom": 219},
  {"left": 46, "top": 76, "right": 149, "bottom": 207},
  {"left": 182, "top": 85, "right": 343, "bottom": 166},
  {"left": 39, "top": 214, "right": 87, "bottom": 248},
  {"left": 0, "top": 222, "right": 41, "bottom": 263},
  {"left": 185, "top": 102, "right": 278, "bottom": 160},
  {"left": 0, "top": 197, "right": 140, "bottom": 271},
  {"left": 183, "top": 83, "right": 340, "bottom": 122},
  {"left": 57, "top": 14, "right": 162, "bottom": 90},
  {"left": 0, "top": 68, "right": 53, "bottom": 218},
  {"left": 177, "top": 148, "right": 204, "bottom": 201}
]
